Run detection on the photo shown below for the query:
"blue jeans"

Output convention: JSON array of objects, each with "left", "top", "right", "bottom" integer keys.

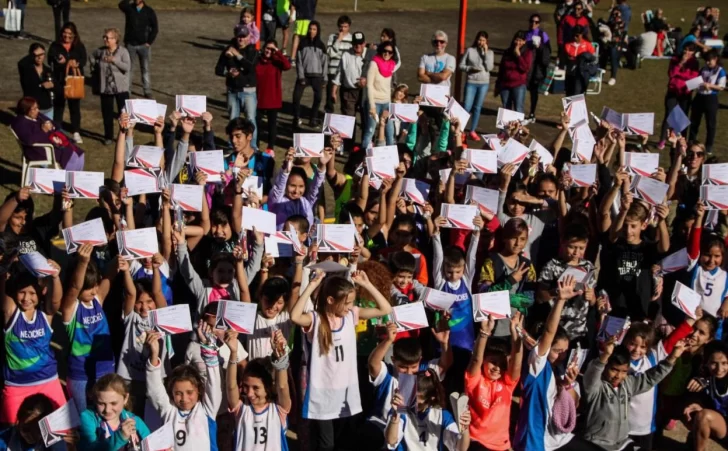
[
  {"left": 127, "top": 44, "right": 152, "bottom": 96},
  {"left": 462, "top": 82, "right": 488, "bottom": 132},
  {"left": 361, "top": 102, "right": 394, "bottom": 149},
  {"left": 500, "top": 85, "right": 527, "bottom": 114},
  {"left": 227, "top": 90, "right": 258, "bottom": 147}
]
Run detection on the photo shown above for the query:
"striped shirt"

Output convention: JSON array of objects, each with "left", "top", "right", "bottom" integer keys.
[{"left": 326, "top": 33, "right": 353, "bottom": 76}]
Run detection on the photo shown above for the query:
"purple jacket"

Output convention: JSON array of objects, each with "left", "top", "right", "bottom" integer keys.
[{"left": 268, "top": 167, "right": 324, "bottom": 230}]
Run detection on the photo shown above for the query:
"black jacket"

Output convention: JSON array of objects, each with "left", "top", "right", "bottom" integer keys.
[
  {"left": 47, "top": 41, "right": 87, "bottom": 93},
  {"left": 18, "top": 56, "right": 55, "bottom": 110},
  {"left": 527, "top": 30, "right": 552, "bottom": 85},
  {"left": 118, "top": 0, "right": 159, "bottom": 46},
  {"left": 215, "top": 41, "right": 258, "bottom": 92}
]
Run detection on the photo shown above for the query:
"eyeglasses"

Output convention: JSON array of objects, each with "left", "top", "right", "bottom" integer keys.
[
  {"left": 687, "top": 151, "right": 705, "bottom": 158},
  {"left": 432, "top": 40, "right": 446, "bottom": 45},
  {"left": 381, "top": 50, "right": 393, "bottom": 55},
  {"left": 34, "top": 52, "right": 45, "bottom": 57},
  {"left": 103, "top": 36, "right": 115, "bottom": 40},
  {"left": 530, "top": 20, "right": 540, "bottom": 24}
]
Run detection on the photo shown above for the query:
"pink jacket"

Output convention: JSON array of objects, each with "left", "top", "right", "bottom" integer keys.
[{"left": 667, "top": 56, "right": 700, "bottom": 96}]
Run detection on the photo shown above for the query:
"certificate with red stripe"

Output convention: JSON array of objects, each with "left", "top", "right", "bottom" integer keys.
[
  {"left": 214, "top": 301, "right": 257, "bottom": 334},
  {"left": 65, "top": 171, "right": 104, "bottom": 199},
  {"left": 393, "top": 302, "right": 429, "bottom": 332},
  {"left": 149, "top": 304, "right": 193, "bottom": 335},
  {"left": 62, "top": 218, "right": 108, "bottom": 254},
  {"left": 117, "top": 227, "right": 159, "bottom": 260}
]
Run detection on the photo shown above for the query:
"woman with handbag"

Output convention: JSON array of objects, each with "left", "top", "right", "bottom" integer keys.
[
  {"left": 91, "top": 28, "right": 130, "bottom": 145},
  {"left": 48, "top": 22, "right": 86, "bottom": 144}
]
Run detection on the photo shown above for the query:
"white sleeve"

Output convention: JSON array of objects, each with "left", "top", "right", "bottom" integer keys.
[
  {"left": 371, "top": 360, "right": 389, "bottom": 386},
  {"left": 202, "top": 358, "right": 223, "bottom": 418},
  {"left": 385, "top": 414, "right": 405, "bottom": 450},
  {"left": 146, "top": 359, "right": 175, "bottom": 418},
  {"left": 427, "top": 358, "right": 446, "bottom": 381},
  {"left": 441, "top": 412, "right": 462, "bottom": 451},
  {"left": 528, "top": 346, "right": 549, "bottom": 378}
]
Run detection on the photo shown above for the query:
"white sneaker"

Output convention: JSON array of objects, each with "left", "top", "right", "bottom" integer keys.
[
  {"left": 73, "top": 132, "right": 83, "bottom": 144},
  {"left": 534, "top": 0, "right": 540, "bottom": 3},
  {"left": 528, "top": 0, "right": 532, "bottom": 3},
  {"left": 608, "top": 78, "right": 616, "bottom": 86}
]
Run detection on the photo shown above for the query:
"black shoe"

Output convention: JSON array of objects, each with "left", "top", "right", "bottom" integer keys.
[
  {"left": 144, "top": 92, "right": 154, "bottom": 99},
  {"left": 309, "top": 119, "right": 321, "bottom": 129}
]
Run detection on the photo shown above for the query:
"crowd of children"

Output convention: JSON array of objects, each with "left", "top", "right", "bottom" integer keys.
[{"left": 1, "top": 95, "right": 728, "bottom": 451}]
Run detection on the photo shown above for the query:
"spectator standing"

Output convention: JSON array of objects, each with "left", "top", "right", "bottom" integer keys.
[
  {"left": 459, "top": 31, "right": 494, "bottom": 139},
  {"left": 693, "top": 6, "right": 719, "bottom": 39},
  {"left": 324, "top": 15, "right": 352, "bottom": 113},
  {"left": 689, "top": 49, "right": 726, "bottom": 155},
  {"left": 48, "top": 0, "right": 70, "bottom": 40},
  {"left": 614, "top": 0, "right": 632, "bottom": 33},
  {"left": 362, "top": 41, "right": 397, "bottom": 149},
  {"left": 558, "top": 1, "right": 590, "bottom": 61},
  {"left": 48, "top": 22, "right": 86, "bottom": 144},
  {"left": 563, "top": 26, "right": 595, "bottom": 95},
  {"left": 333, "top": 31, "right": 366, "bottom": 151},
  {"left": 276, "top": 0, "right": 293, "bottom": 56},
  {"left": 18, "top": 43, "right": 55, "bottom": 119},
  {"left": 525, "top": 14, "right": 551, "bottom": 120},
  {"left": 289, "top": 0, "right": 317, "bottom": 68},
  {"left": 118, "top": 0, "right": 158, "bottom": 99},
  {"left": 496, "top": 31, "right": 532, "bottom": 114},
  {"left": 216, "top": 26, "right": 259, "bottom": 147},
  {"left": 292, "top": 21, "right": 327, "bottom": 130},
  {"left": 657, "top": 43, "right": 700, "bottom": 148},
  {"left": 416, "top": 30, "right": 455, "bottom": 155},
  {"left": 256, "top": 38, "right": 291, "bottom": 153},
  {"left": 91, "top": 28, "right": 131, "bottom": 145},
  {"left": 600, "top": 8, "right": 627, "bottom": 86}
]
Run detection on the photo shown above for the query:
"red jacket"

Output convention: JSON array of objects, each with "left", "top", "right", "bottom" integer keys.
[
  {"left": 255, "top": 50, "right": 291, "bottom": 110},
  {"left": 564, "top": 40, "right": 595, "bottom": 61},
  {"left": 496, "top": 48, "right": 532, "bottom": 89},
  {"left": 667, "top": 56, "right": 700, "bottom": 96},
  {"left": 558, "top": 15, "right": 591, "bottom": 46}
]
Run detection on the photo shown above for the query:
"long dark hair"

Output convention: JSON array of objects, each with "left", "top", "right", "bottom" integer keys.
[
  {"left": 301, "top": 20, "right": 325, "bottom": 52},
  {"left": 59, "top": 22, "right": 82, "bottom": 46},
  {"left": 381, "top": 28, "right": 397, "bottom": 47},
  {"left": 470, "top": 31, "right": 489, "bottom": 48},
  {"left": 509, "top": 30, "right": 527, "bottom": 50}
]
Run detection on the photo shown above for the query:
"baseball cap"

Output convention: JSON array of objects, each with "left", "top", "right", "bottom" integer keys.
[
  {"left": 352, "top": 32, "right": 365, "bottom": 45},
  {"left": 234, "top": 24, "right": 250, "bottom": 38}
]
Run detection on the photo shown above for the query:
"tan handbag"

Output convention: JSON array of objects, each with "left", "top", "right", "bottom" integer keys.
[{"left": 64, "top": 65, "right": 86, "bottom": 100}]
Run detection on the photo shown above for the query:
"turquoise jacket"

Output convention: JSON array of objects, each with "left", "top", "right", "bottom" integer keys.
[{"left": 79, "top": 409, "right": 151, "bottom": 451}]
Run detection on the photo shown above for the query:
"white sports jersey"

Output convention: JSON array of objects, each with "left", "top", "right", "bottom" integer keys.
[
  {"left": 387, "top": 407, "right": 461, "bottom": 450},
  {"left": 689, "top": 261, "right": 728, "bottom": 316},
  {"left": 244, "top": 312, "right": 292, "bottom": 361},
  {"left": 146, "top": 359, "right": 222, "bottom": 451},
  {"left": 232, "top": 400, "right": 289, "bottom": 451},
  {"left": 628, "top": 342, "right": 666, "bottom": 435},
  {"left": 302, "top": 309, "right": 362, "bottom": 420}
]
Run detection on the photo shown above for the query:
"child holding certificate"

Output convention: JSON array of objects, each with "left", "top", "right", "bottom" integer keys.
[
  {"left": 290, "top": 270, "right": 392, "bottom": 450},
  {"left": 226, "top": 330, "right": 292, "bottom": 451},
  {"left": 0, "top": 264, "right": 66, "bottom": 425},
  {"left": 0, "top": 394, "right": 76, "bottom": 450}
]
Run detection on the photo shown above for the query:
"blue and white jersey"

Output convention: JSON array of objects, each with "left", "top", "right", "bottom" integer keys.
[
  {"left": 688, "top": 259, "right": 728, "bottom": 317},
  {"left": 697, "top": 65, "right": 727, "bottom": 95},
  {"left": 146, "top": 359, "right": 222, "bottom": 451},
  {"left": 628, "top": 343, "right": 666, "bottom": 435},
  {"left": 513, "top": 348, "right": 579, "bottom": 451},
  {"left": 386, "top": 407, "right": 461, "bottom": 451},
  {"left": 368, "top": 360, "right": 443, "bottom": 429},
  {"left": 232, "top": 401, "right": 288, "bottom": 451}
]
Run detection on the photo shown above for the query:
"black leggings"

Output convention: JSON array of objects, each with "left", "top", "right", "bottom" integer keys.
[
  {"left": 309, "top": 415, "right": 360, "bottom": 451},
  {"left": 53, "top": 95, "right": 82, "bottom": 133},
  {"left": 689, "top": 94, "right": 719, "bottom": 152},
  {"left": 529, "top": 82, "right": 540, "bottom": 116},
  {"left": 100, "top": 92, "right": 129, "bottom": 140},
  {"left": 256, "top": 108, "right": 279, "bottom": 150},
  {"left": 292, "top": 76, "right": 323, "bottom": 123}
]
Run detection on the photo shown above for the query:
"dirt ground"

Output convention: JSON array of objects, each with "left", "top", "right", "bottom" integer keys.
[{"left": 0, "top": 4, "right": 727, "bottom": 449}]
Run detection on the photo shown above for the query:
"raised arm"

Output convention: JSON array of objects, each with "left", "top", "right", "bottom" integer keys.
[
  {"left": 537, "top": 276, "right": 579, "bottom": 357},
  {"left": 111, "top": 113, "right": 130, "bottom": 182},
  {"left": 508, "top": 312, "right": 525, "bottom": 381},
  {"left": 120, "top": 258, "right": 137, "bottom": 317},
  {"left": 289, "top": 270, "right": 326, "bottom": 328},
  {"left": 271, "top": 329, "right": 292, "bottom": 412},
  {"left": 368, "top": 322, "right": 396, "bottom": 379},
  {"left": 234, "top": 246, "right": 251, "bottom": 302},
  {"left": 61, "top": 244, "right": 93, "bottom": 322},
  {"left": 354, "top": 271, "right": 392, "bottom": 320},
  {"left": 150, "top": 254, "right": 168, "bottom": 308},
  {"left": 467, "top": 316, "right": 494, "bottom": 376},
  {"left": 224, "top": 330, "right": 242, "bottom": 409}
]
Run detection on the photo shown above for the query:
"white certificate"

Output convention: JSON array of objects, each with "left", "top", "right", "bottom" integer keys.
[
  {"left": 293, "top": 133, "right": 325, "bottom": 157},
  {"left": 265, "top": 235, "right": 293, "bottom": 257},
  {"left": 600, "top": 106, "right": 625, "bottom": 129},
  {"left": 558, "top": 266, "right": 592, "bottom": 291},
  {"left": 366, "top": 155, "right": 396, "bottom": 179},
  {"left": 473, "top": 291, "right": 511, "bottom": 321},
  {"left": 400, "top": 178, "right": 430, "bottom": 206},
  {"left": 65, "top": 171, "right": 104, "bottom": 199},
  {"left": 659, "top": 247, "right": 690, "bottom": 275},
  {"left": 481, "top": 134, "right": 503, "bottom": 152},
  {"left": 700, "top": 185, "right": 728, "bottom": 210},
  {"left": 242, "top": 206, "right": 277, "bottom": 235},
  {"left": 596, "top": 315, "right": 630, "bottom": 344},
  {"left": 392, "top": 302, "right": 429, "bottom": 332},
  {"left": 418, "top": 84, "right": 450, "bottom": 107},
  {"left": 62, "top": 218, "right": 108, "bottom": 254},
  {"left": 323, "top": 113, "right": 356, "bottom": 138},
  {"left": 241, "top": 174, "right": 263, "bottom": 199},
  {"left": 702, "top": 163, "right": 728, "bottom": 185},
  {"left": 465, "top": 185, "right": 499, "bottom": 216},
  {"left": 287, "top": 223, "right": 305, "bottom": 255},
  {"left": 562, "top": 94, "right": 588, "bottom": 126},
  {"left": 124, "top": 168, "right": 166, "bottom": 197},
  {"left": 39, "top": 402, "right": 80, "bottom": 447},
  {"left": 125, "top": 99, "right": 158, "bottom": 125},
  {"left": 464, "top": 149, "right": 497, "bottom": 174},
  {"left": 190, "top": 150, "right": 225, "bottom": 183},
  {"left": 420, "top": 288, "right": 458, "bottom": 312},
  {"left": 444, "top": 97, "right": 470, "bottom": 131},
  {"left": 439, "top": 203, "right": 478, "bottom": 230},
  {"left": 316, "top": 224, "right": 356, "bottom": 253},
  {"left": 528, "top": 139, "right": 554, "bottom": 168},
  {"left": 624, "top": 152, "right": 659, "bottom": 177},
  {"left": 686, "top": 76, "right": 704, "bottom": 91},
  {"left": 156, "top": 103, "right": 167, "bottom": 119},
  {"left": 170, "top": 183, "right": 204, "bottom": 212},
  {"left": 117, "top": 227, "right": 159, "bottom": 260},
  {"left": 625, "top": 113, "right": 655, "bottom": 135},
  {"left": 214, "top": 301, "right": 258, "bottom": 334},
  {"left": 141, "top": 419, "right": 174, "bottom": 451},
  {"left": 25, "top": 168, "right": 66, "bottom": 194},
  {"left": 572, "top": 138, "right": 595, "bottom": 163},
  {"left": 127, "top": 145, "right": 164, "bottom": 168},
  {"left": 19, "top": 251, "right": 58, "bottom": 278},
  {"left": 390, "top": 103, "right": 419, "bottom": 123},
  {"left": 498, "top": 139, "right": 529, "bottom": 169},
  {"left": 367, "top": 145, "right": 400, "bottom": 167},
  {"left": 671, "top": 282, "right": 701, "bottom": 319},
  {"left": 630, "top": 175, "right": 668, "bottom": 205},
  {"left": 149, "top": 304, "right": 193, "bottom": 335},
  {"left": 175, "top": 95, "right": 206, "bottom": 117},
  {"left": 569, "top": 164, "right": 597, "bottom": 187},
  {"left": 496, "top": 107, "right": 524, "bottom": 129}
]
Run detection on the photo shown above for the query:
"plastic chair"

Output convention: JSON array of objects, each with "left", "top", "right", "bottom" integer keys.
[
  {"left": 592, "top": 41, "right": 600, "bottom": 59},
  {"left": 587, "top": 69, "right": 606, "bottom": 95},
  {"left": 10, "top": 127, "right": 59, "bottom": 187}
]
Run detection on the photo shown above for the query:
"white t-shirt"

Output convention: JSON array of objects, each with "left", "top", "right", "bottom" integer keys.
[
  {"left": 243, "top": 312, "right": 292, "bottom": 361},
  {"left": 185, "top": 340, "right": 248, "bottom": 414},
  {"left": 419, "top": 53, "right": 456, "bottom": 88},
  {"left": 386, "top": 407, "right": 460, "bottom": 450}
]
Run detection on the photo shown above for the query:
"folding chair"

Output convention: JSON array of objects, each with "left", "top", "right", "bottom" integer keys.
[
  {"left": 10, "top": 127, "right": 59, "bottom": 187},
  {"left": 587, "top": 69, "right": 606, "bottom": 95}
]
